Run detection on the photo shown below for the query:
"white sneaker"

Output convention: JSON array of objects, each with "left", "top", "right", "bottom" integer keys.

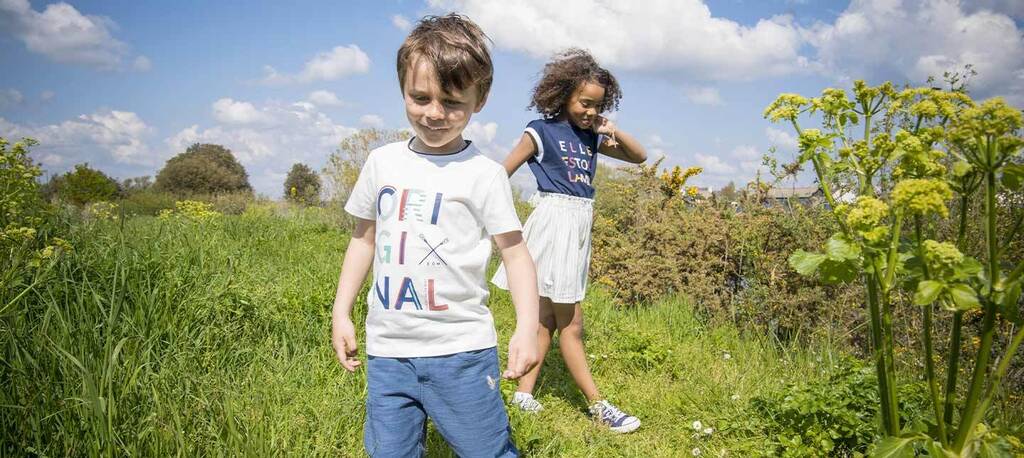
[
  {"left": 510, "top": 391, "right": 543, "bottom": 412},
  {"left": 589, "top": 400, "right": 641, "bottom": 433}
]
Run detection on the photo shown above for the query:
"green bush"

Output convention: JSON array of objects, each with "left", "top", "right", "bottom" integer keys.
[
  {"left": 155, "top": 143, "right": 252, "bottom": 196},
  {"left": 588, "top": 161, "right": 861, "bottom": 341},
  {"left": 43, "top": 163, "right": 120, "bottom": 206},
  {"left": 750, "top": 358, "right": 928, "bottom": 457},
  {"left": 118, "top": 189, "right": 177, "bottom": 216}
]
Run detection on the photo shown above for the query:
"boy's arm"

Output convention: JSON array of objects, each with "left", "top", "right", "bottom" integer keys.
[
  {"left": 331, "top": 217, "right": 376, "bottom": 372},
  {"left": 595, "top": 117, "right": 647, "bottom": 163},
  {"left": 502, "top": 133, "right": 538, "bottom": 176},
  {"left": 493, "top": 231, "right": 540, "bottom": 379}
]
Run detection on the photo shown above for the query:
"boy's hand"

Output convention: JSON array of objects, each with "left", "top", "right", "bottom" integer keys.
[
  {"left": 332, "top": 316, "right": 361, "bottom": 372},
  {"left": 503, "top": 327, "right": 538, "bottom": 379}
]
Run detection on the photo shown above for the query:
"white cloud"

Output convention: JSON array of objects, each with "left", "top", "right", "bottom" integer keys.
[
  {"left": 765, "top": 127, "right": 798, "bottom": 151},
  {"left": 0, "top": 88, "right": 24, "bottom": 108},
  {"left": 307, "top": 90, "right": 344, "bottom": 107},
  {"left": 462, "top": 121, "right": 501, "bottom": 160},
  {"left": 260, "top": 45, "right": 371, "bottom": 85},
  {"left": 694, "top": 152, "right": 737, "bottom": 175},
  {"left": 682, "top": 85, "right": 723, "bottom": 106},
  {"left": 392, "top": 14, "right": 412, "bottom": 31},
  {"left": 805, "top": 0, "right": 1024, "bottom": 103},
  {"left": 428, "top": 0, "right": 808, "bottom": 80},
  {"left": 359, "top": 114, "right": 385, "bottom": 128},
  {"left": 212, "top": 98, "right": 272, "bottom": 125},
  {"left": 963, "top": 0, "right": 1024, "bottom": 20},
  {"left": 40, "top": 90, "right": 55, "bottom": 102},
  {"left": 0, "top": 0, "right": 143, "bottom": 70},
  {"left": 132, "top": 55, "right": 151, "bottom": 72},
  {"left": 166, "top": 98, "right": 359, "bottom": 195},
  {"left": 1, "top": 109, "right": 153, "bottom": 168}
]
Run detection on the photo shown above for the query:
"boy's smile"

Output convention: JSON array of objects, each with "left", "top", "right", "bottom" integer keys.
[{"left": 403, "top": 56, "right": 486, "bottom": 154}]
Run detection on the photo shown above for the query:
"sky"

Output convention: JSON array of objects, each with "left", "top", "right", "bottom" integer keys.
[{"left": 2, "top": 0, "right": 1023, "bottom": 197}]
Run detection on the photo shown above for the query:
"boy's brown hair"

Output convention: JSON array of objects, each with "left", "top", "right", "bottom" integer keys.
[{"left": 397, "top": 14, "right": 493, "bottom": 100}]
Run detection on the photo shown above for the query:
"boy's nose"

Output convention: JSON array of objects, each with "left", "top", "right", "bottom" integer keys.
[{"left": 425, "top": 101, "right": 445, "bottom": 120}]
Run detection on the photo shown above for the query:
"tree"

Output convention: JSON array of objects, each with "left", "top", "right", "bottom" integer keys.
[
  {"left": 718, "top": 181, "right": 738, "bottom": 203},
  {"left": 46, "top": 163, "right": 120, "bottom": 206},
  {"left": 121, "top": 176, "right": 153, "bottom": 194},
  {"left": 323, "top": 128, "right": 410, "bottom": 203},
  {"left": 283, "top": 163, "right": 321, "bottom": 206},
  {"left": 155, "top": 143, "right": 252, "bottom": 196}
]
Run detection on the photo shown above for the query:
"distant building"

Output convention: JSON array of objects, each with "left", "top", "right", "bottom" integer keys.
[{"left": 766, "top": 186, "right": 824, "bottom": 208}]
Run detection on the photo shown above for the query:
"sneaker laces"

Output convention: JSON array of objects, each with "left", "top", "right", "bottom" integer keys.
[
  {"left": 596, "top": 401, "right": 627, "bottom": 424},
  {"left": 519, "top": 396, "right": 541, "bottom": 411}
]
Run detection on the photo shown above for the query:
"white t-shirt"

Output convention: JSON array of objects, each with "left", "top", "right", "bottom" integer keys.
[{"left": 344, "top": 139, "right": 522, "bottom": 357}]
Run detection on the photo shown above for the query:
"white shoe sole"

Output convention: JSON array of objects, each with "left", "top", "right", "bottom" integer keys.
[{"left": 609, "top": 418, "right": 641, "bottom": 434}]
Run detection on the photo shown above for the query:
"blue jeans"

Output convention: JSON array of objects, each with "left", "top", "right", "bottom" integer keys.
[{"left": 364, "top": 347, "right": 518, "bottom": 457}]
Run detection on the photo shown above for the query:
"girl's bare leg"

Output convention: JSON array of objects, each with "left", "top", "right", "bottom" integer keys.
[
  {"left": 552, "top": 301, "right": 601, "bottom": 402},
  {"left": 516, "top": 296, "right": 557, "bottom": 394}
]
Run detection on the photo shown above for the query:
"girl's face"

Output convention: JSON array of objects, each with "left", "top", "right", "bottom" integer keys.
[{"left": 564, "top": 80, "right": 605, "bottom": 130}]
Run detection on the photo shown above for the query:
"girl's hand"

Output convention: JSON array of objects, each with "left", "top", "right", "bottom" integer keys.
[{"left": 594, "top": 116, "right": 619, "bottom": 147}]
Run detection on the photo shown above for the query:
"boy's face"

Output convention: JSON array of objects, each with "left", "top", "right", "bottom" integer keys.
[
  {"left": 565, "top": 80, "right": 605, "bottom": 130},
  {"left": 403, "top": 56, "right": 486, "bottom": 153}
]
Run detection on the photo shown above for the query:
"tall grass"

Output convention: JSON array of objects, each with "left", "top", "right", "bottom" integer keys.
[{"left": 1, "top": 210, "right": 1014, "bottom": 456}]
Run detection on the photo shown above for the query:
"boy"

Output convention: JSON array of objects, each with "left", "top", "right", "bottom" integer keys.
[{"left": 330, "top": 14, "right": 539, "bottom": 457}]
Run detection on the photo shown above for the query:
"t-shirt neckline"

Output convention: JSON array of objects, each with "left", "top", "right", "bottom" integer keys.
[{"left": 407, "top": 137, "right": 474, "bottom": 158}]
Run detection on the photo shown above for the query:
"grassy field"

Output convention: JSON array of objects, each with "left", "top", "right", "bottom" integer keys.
[{"left": 2, "top": 208, "right": 1016, "bottom": 456}]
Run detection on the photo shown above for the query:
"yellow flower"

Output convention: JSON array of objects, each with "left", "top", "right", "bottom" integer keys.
[{"left": 892, "top": 179, "right": 952, "bottom": 218}]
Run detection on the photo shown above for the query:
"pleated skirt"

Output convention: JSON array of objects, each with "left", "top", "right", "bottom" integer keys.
[{"left": 491, "top": 191, "right": 594, "bottom": 303}]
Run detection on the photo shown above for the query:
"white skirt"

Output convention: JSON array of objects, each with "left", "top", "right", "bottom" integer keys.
[{"left": 491, "top": 191, "right": 594, "bottom": 303}]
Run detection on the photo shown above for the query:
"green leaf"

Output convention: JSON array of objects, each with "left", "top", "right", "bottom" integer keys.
[
  {"left": 872, "top": 434, "right": 924, "bottom": 458},
  {"left": 914, "top": 280, "right": 944, "bottom": 305},
  {"left": 1000, "top": 280, "right": 1021, "bottom": 324},
  {"left": 948, "top": 283, "right": 981, "bottom": 311},
  {"left": 924, "top": 441, "right": 958, "bottom": 458},
  {"left": 978, "top": 434, "right": 1013, "bottom": 458},
  {"left": 819, "top": 259, "right": 860, "bottom": 284},
  {"left": 826, "top": 235, "right": 862, "bottom": 261},
  {"left": 1002, "top": 163, "right": 1024, "bottom": 190},
  {"left": 953, "top": 257, "right": 984, "bottom": 281},
  {"left": 790, "top": 250, "right": 826, "bottom": 276}
]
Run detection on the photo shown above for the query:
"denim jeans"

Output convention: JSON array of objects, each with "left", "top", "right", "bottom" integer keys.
[{"left": 364, "top": 347, "right": 518, "bottom": 457}]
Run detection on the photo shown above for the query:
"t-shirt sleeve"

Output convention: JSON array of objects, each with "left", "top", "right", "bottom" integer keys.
[
  {"left": 481, "top": 168, "right": 523, "bottom": 236},
  {"left": 343, "top": 153, "right": 377, "bottom": 220},
  {"left": 524, "top": 120, "right": 545, "bottom": 161}
]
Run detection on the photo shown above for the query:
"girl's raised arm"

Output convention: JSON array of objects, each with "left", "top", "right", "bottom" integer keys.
[
  {"left": 595, "top": 117, "right": 646, "bottom": 164},
  {"left": 502, "top": 133, "right": 539, "bottom": 176}
]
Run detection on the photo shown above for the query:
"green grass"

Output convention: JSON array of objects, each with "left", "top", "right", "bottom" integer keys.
[{"left": 0, "top": 209, "right": 942, "bottom": 456}]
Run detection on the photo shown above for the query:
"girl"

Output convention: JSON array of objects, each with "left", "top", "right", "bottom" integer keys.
[{"left": 492, "top": 49, "right": 647, "bottom": 434}]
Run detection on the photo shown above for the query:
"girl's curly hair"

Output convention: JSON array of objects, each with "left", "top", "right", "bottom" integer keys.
[{"left": 529, "top": 48, "right": 621, "bottom": 119}]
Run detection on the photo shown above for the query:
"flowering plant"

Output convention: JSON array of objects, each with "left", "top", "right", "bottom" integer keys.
[{"left": 766, "top": 81, "right": 1023, "bottom": 455}]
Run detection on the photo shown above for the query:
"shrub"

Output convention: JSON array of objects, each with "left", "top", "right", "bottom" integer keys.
[
  {"left": 283, "top": 163, "right": 321, "bottom": 206},
  {"left": 588, "top": 161, "right": 860, "bottom": 341},
  {"left": 155, "top": 143, "right": 252, "bottom": 195},
  {"left": 44, "top": 163, "right": 120, "bottom": 206}
]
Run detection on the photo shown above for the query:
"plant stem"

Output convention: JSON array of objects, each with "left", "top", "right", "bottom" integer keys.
[
  {"left": 944, "top": 195, "right": 971, "bottom": 430},
  {"left": 973, "top": 326, "right": 1024, "bottom": 428},
  {"left": 866, "top": 270, "right": 897, "bottom": 435},
  {"left": 953, "top": 167, "right": 1001, "bottom": 451},
  {"left": 915, "top": 217, "right": 948, "bottom": 446}
]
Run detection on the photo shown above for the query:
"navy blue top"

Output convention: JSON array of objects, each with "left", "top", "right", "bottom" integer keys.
[{"left": 524, "top": 118, "right": 601, "bottom": 199}]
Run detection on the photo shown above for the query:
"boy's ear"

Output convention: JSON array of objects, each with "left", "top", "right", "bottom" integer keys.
[{"left": 474, "top": 91, "right": 489, "bottom": 113}]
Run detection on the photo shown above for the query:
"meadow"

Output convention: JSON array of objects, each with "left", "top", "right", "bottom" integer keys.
[{"left": 1, "top": 205, "right": 900, "bottom": 457}]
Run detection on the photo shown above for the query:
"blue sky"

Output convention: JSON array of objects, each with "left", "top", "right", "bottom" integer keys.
[{"left": 2, "top": 0, "right": 1023, "bottom": 197}]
